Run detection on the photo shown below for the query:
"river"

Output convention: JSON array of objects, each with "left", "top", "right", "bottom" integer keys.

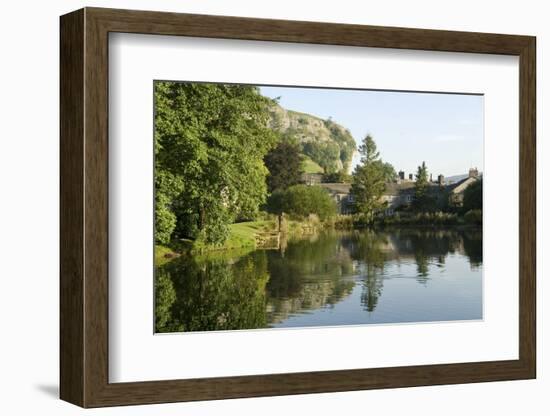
[{"left": 155, "top": 228, "right": 482, "bottom": 333}]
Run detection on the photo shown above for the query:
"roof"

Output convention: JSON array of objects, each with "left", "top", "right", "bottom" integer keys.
[
  {"left": 318, "top": 178, "right": 478, "bottom": 197},
  {"left": 384, "top": 182, "right": 415, "bottom": 195},
  {"left": 448, "top": 176, "right": 478, "bottom": 194},
  {"left": 319, "top": 183, "right": 351, "bottom": 194}
]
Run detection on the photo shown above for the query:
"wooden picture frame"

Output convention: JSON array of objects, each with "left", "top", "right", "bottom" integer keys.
[{"left": 60, "top": 7, "right": 536, "bottom": 408}]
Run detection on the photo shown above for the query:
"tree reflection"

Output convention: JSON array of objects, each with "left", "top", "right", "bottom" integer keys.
[
  {"left": 343, "top": 230, "right": 388, "bottom": 312},
  {"left": 462, "top": 229, "right": 482, "bottom": 268},
  {"left": 265, "top": 233, "right": 356, "bottom": 324},
  {"left": 155, "top": 250, "right": 269, "bottom": 332}
]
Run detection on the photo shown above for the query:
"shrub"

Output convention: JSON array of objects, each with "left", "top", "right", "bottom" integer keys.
[
  {"left": 329, "top": 214, "right": 355, "bottom": 229},
  {"left": 266, "top": 185, "right": 337, "bottom": 221},
  {"left": 463, "top": 179, "right": 482, "bottom": 212},
  {"left": 464, "top": 209, "right": 482, "bottom": 225}
]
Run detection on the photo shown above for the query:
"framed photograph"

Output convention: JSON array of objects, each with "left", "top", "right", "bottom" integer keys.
[{"left": 60, "top": 7, "right": 536, "bottom": 408}]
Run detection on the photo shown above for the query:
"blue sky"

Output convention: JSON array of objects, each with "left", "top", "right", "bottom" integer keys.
[{"left": 260, "top": 86, "right": 483, "bottom": 178}]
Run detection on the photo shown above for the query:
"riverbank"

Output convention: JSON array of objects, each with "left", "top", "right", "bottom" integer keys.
[
  {"left": 155, "top": 210, "right": 482, "bottom": 264},
  {"left": 330, "top": 210, "right": 482, "bottom": 230},
  {"left": 155, "top": 215, "right": 323, "bottom": 264}
]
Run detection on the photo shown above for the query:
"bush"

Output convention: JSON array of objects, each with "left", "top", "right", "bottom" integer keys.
[
  {"left": 329, "top": 214, "right": 355, "bottom": 229},
  {"left": 464, "top": 209, "right": 482, "bottom": 225},
  {"left": 266, "top": 185, "right": 337, "bottom": 221},
  {"left": 463, "top": 179, "right": 482, "bottom": 212}
]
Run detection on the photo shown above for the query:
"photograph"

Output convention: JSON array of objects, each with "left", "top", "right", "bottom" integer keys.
[{"left": 153, "top": 81, "right": 484, "bottom": 333}]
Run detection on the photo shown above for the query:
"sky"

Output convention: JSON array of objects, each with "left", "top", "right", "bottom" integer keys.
[{"left": 260, "top": 86, "right": 483, "bottom": 178}]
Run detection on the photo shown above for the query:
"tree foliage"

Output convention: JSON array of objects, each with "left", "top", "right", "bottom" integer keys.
[
  {"left": 322, "top": 171, "right": 352, "bottom": 183},
  {"left": 302, "top": 141, "right": 341, "bottom": 174},
  {"left": 463, "top": 178, "right": 482, "bottom": 212},
  {"left": 266, "top": 185, "right": 337, "bottom": 220},
  {"left": 264, "top": 141, "right": 303, "bottom": 192},
  {"left": 154, "top": 81, "right": 277, "bottom": 245},
  {"left": 377, "top": 161, "right": 397, "bottom": 182},
  {"left": 350, "top": 135, "right": 386, "bottom": 222},
  {"left": 413, "top": 161, "right": 435, "bottom": 211}
]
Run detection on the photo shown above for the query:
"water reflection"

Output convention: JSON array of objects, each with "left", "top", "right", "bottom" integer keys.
[{"left": 155, "top": 228, "right": 483, "bottom": 333}]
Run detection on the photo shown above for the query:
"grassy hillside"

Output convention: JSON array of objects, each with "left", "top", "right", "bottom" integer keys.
[{"left": 302, "top": 156, "right": 324, "bottom": 174}]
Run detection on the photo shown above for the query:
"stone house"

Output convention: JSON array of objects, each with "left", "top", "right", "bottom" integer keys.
[
  {"left": 318, "top": 183, "right": 355, "bottom": 214},
  {"left": 317, "top": 168, "right": 480, "bottom": 215},
  {"left": 300, "top": 173, "right": 323, "bottom": 185}
]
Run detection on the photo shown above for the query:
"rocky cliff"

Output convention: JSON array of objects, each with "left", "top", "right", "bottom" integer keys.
[{"left": 269, "top": 104, "right": 357, "bottom": 173}]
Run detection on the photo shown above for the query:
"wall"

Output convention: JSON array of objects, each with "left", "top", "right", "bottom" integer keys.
[{"left": 0, "top": 0, "right": 546, "bottom": 414}]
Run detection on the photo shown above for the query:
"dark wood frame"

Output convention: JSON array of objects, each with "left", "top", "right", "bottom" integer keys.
[{"left": 60, "top": 7, "right": 536, "bottom": 408}]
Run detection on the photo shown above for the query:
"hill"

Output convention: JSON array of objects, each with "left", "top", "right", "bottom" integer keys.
[{"left": 268, "top": 103, "right": 356, "bottom": 174}]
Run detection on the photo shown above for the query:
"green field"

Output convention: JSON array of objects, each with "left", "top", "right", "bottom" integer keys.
[
  {"left": 222, "top": 220, "right": 276, "bottom": 250},
  {"left": 301, "top": 156, "right": 324, "bottom": 174},
  {"left": 155, "top": 220, "right": 278, "bottom": 264}
]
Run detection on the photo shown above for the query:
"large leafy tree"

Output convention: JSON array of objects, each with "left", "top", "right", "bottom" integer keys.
[
  {"left": 154, "top": 82, "right": 277, "bottom": 245},
  {"left": 350, "top": 135, "right": 386, "bottom": 222},
  {"left": 264, "top": 141, "right": 303, "bottom": 192}
]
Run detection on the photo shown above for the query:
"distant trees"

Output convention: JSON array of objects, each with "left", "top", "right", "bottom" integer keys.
[
  {"left": 154, "top": 82, "right": 277, "bottom": 245},
  {"left": 264, "top": 141, "right": 303, "bottom": 192},
  {"left": 322, "top": 171, "right": 352, "bottom": 183},
  {"left": 413, "top": 161, "right": 435, "bottom": 211},
  {"left": 350, "top": 135, "right": 387, "bottom": 222},
  {"left": 463, "top": 178, "right": 482, "bottom": 212},
  {"left": 302, "top": 141, "right": 341, "bottom": 173},
  {"left": 463, "top": 178, "right": 482, "bottom": 225},
  {"left": 266, "top": 185, "right": 337, "bottom": 221},
  {"left": 378, "top": 162, "right": 397, "bottom": 182}
]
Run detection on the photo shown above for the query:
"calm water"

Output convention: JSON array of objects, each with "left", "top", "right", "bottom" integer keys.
[{"left": 155, "top": 228, "right": 482, "bottom": 333}]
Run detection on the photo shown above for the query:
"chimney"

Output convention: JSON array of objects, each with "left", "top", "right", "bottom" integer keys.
[
  {"left": 438, "top": 174, "right": 444, "bottom": 186},
  {"left": 409, "top": 173, "right": 413, "bottom": 181},
  {"left": 398, "top": 170, "right": 405, "bottom": 181},
  {"left": 469, "top": 167, "right": 479, "bottom": 178}
]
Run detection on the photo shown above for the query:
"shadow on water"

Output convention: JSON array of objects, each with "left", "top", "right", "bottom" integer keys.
[{"left": 155, "top": 227, "right": 482, "bottom": 332}]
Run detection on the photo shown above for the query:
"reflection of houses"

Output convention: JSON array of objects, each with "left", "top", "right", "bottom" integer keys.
[{"left": 315, "top": 168, "right": 481, "bottom": 215}]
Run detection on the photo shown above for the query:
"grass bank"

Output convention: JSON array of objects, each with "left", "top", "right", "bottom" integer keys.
[
  {"left": 155, "top": 215, "right": 327, "bottom": 264},
  {"left": 193, "top": 220, "right": 277, "bottom": 253}
]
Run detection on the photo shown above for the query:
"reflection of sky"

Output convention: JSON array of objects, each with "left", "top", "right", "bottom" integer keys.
[
  {"left": 260, "top": 86, "right": 483, "bottom": 177},
  {"left": 271, "top": 254, "right": 482, "bottom": 329}
]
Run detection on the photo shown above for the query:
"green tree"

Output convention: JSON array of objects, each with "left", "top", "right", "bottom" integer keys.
[
  {"left": 350, "top": 135, "right": 386, "bottom": 222},
  {"left": 264, "top": 141, "right": 303, "bottom": 192},
  {"left": 377, "top": 161, "right": 397, "bottom": 182},
  {"left": 266, "top": 185, "right": 337, "bottom": 221},
  {"left": 463, "top": 178, "right": 482, "bottom": 212},
  {"left": 322, "top": 171, "right": 352, "bottom": 183},
  {"left": 155, "top": 170, "right": 184, "bottom": 244},
  {"left": 413, "top": 161, "right": 434, "bottom": 211},
  {"left": 302, "top": 141, "right": 340, "bottom": 174},
  {"left": 154, "top": 82, "right": 277, "bottom": 245}
]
